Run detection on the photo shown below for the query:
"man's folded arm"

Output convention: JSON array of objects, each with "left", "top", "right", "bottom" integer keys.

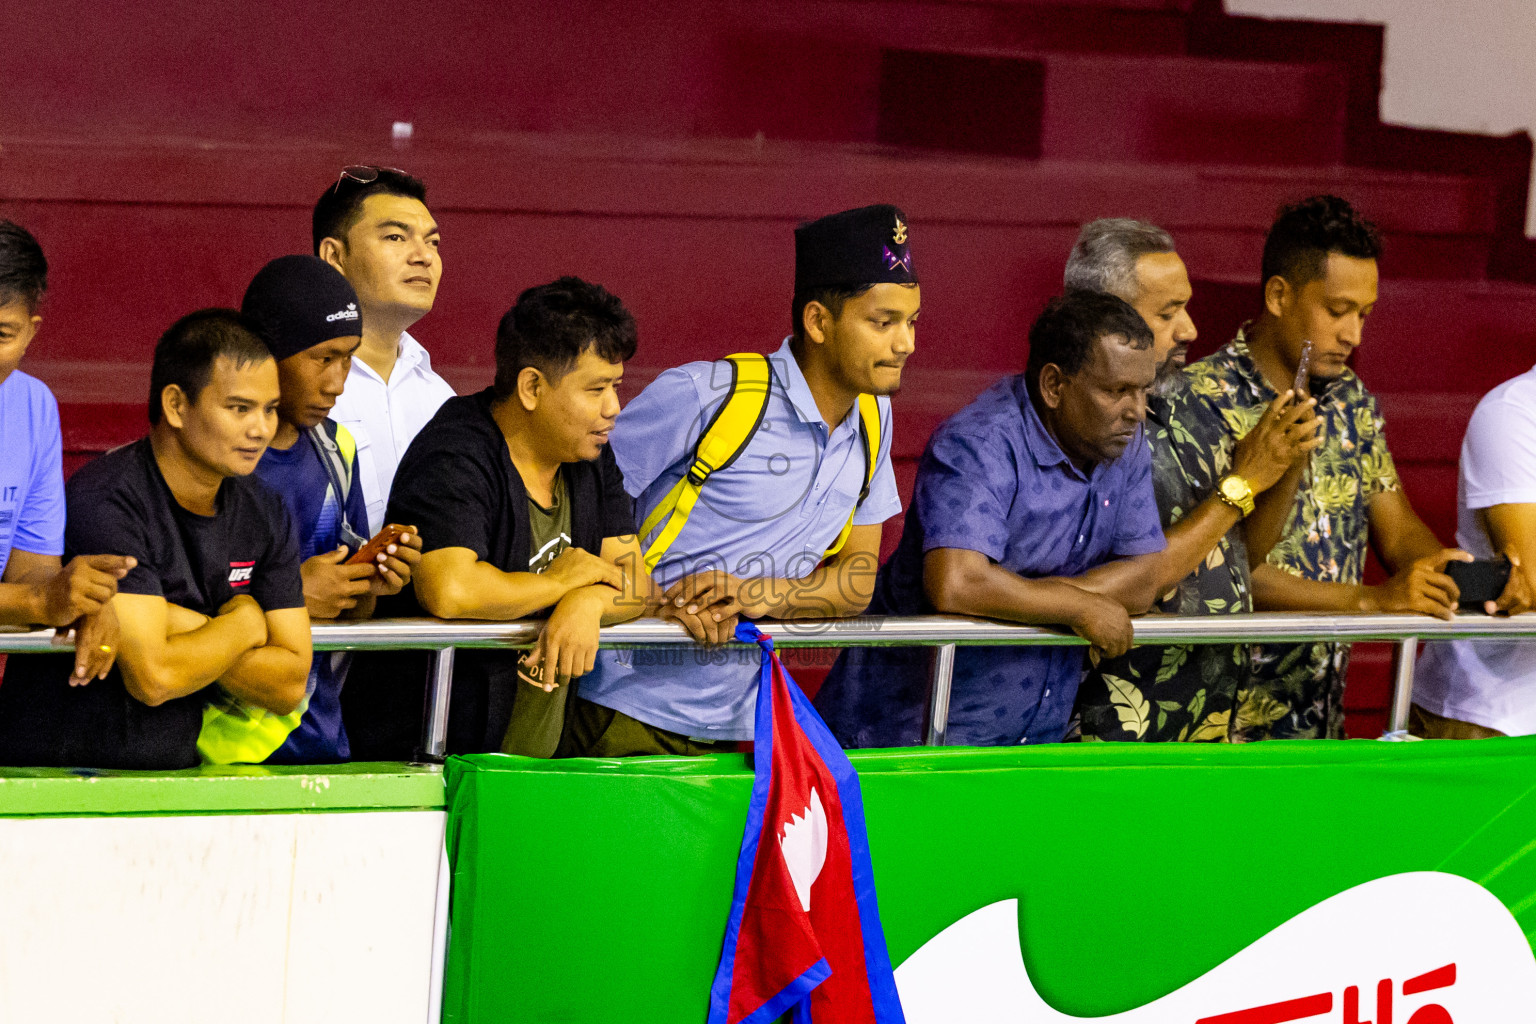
[
  {"left": 217, "top": 607, "right": 313, "bottom": 715},
  {"left": 1039, "top": 551, "right": 1163, "bottom": 615},
  {"left": 113, "top": 593, "right": 267, "bottom": 707},
  {"left": 591, "top": 534, "right": 657, "bottom": 624},
  {"left": 415, "top": 544, "right": 633, "bottom": 622},
  {"left": 925, "top": 546, "right": 1105, "bottom": 623},
  {"left": 415, "top": 547, "right": 573, "bottom": 620}
]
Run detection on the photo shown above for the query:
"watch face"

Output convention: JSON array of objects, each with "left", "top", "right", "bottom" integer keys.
[{"left": 1222, "top": 477, "right": 1245, "bottom": 500}]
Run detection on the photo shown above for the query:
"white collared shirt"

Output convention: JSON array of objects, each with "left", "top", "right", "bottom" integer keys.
[{"left": 329, "top": 331, "right": 456, "bottom": 532}]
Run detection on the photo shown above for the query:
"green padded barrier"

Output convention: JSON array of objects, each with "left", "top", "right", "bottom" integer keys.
[
  {"left": 0, "top": 761, "right": 445, "bottom": 816},
  {"left": 442, "top": 738, "right": 1536, "bottom": 1022}
]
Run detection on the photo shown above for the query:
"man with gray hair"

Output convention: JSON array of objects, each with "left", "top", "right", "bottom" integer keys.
[
  {"left": 1066, "top": 218, "right": 1194, "bottom": 397},
  {"left": 1068, "top": 218, "right": 1320, "bottom": 742}
]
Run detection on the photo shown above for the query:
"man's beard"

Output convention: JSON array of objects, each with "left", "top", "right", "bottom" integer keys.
[{"left": 1150, "top": 356, "right": 1187, "bottom": 398}]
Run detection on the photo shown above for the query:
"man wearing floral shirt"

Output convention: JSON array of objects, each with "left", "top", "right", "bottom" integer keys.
[
  {"left": 1188, "top": 195, "right": 1483, "bottom": 740},
  {"left": 1067, "top": 220, "right": 1319, "bottom": 743}
]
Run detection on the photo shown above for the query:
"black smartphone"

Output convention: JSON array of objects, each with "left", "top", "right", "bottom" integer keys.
[{"left": 1446, "top": 557, "right": 1513, "bottom": 609}]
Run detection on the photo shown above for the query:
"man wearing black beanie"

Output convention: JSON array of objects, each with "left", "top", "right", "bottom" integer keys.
[
  {"left": 572, "top": 205, "right": 919, "bottom": 754},
  {"left": 199, "top": 255, "right": 421, "bottom": 765}
]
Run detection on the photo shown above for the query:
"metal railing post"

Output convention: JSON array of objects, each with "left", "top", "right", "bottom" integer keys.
[
  {"left": 418, "top": 646, "right": 455, "bottom": 762},
  {"left": 1383, "top": 636, "right": 1419, "bottom": 741},
  {"left": 924, "top": 643, "right": 957, "bottom": 747}
]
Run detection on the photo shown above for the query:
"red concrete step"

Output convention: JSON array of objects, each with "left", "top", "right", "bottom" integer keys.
[
  {"left": 1039, "top": 53, "right": 1347, "bottom": 166},
  {"left": 5, "top": 0, "right": 1197, "bottom": 145},
  {"left": 1343, "top": 642, "right": 1393, "bottom": 739},
  {"left": 2, "top": 135, "right": 1500, "bottom": 382},
  {"left": 725, "top": 42, "right": 1349, "bottom": 168}
]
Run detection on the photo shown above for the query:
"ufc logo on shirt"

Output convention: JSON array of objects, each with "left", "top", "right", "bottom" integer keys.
[{"left": 228, "top": 561, "right": 256, "bottom": 587}]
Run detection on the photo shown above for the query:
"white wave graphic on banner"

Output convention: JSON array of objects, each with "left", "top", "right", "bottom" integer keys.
[{"left": 895, "top": 872, "right": 1536, "bottom": 1022}]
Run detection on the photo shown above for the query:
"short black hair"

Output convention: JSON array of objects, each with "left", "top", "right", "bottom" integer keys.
[
  {"left": 148, "top": 309, "right": 273, "bottom": 425},
  {"left": 311, "top": 167, "right": 429, "bottom": 254},
  {"left": 1261, "top": 194, "right": 1382, "bottom": 287},
  {"left": 1025, "top": 290, "right": 1154, "bottom": 400},
  {"left": 0, "top": 220, "right": 48, "bottom": 311},
  {"left": 790, "top": 284, "right": 874, "bottom": 342},
  {"left": 493, "top": 276, "right": 638, "bottom": 398}
]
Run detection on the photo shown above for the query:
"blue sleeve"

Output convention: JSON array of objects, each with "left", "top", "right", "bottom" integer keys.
[
  {"left": 14, "top": 385, "right": 64, "bottom": 557},
  {"left": 1113, "top": 426, "right": 1167, "bottom": 557},
  {"left": 852, "top": 397, "right": 902, "bottom": 526},
  {"left": 609, "top": 367, "right": 708, "bottom": 501},
  {"left": 912, "top": 428, "right": 1016, "bottom": 563}
]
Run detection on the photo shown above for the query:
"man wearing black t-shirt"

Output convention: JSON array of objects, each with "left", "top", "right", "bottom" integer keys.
[
  {"left": 346, "top": 277, "right": 652, "bottom": 758},
  {"left": 0, "top": 310, "right": 310, "bottom": 769}
]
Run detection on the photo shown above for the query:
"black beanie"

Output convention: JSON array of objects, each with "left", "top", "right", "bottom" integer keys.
[
  {"left": 794, "top": 204, "right": 917, "bottom": 293},
  {"left": 241, "top": 255, "right": 362, "bottom": 361}
]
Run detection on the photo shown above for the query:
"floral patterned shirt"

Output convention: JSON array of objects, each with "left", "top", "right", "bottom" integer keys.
[
  {"left": 1076, "top": 381, "right": 1254, "bottom": 743},
  {"left": 1185, "top": 326, "right": 1401, "bottom": 740}
]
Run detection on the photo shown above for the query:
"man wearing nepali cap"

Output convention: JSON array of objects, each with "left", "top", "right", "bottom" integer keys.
[
  {"left": 564, "top": 204, "right": 919, "bottom": 755},
  {"left": 198, "top": 255, "right": 422, "bottom": 765}
]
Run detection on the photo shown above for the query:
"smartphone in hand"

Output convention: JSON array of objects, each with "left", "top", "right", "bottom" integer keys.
[
  {"left": 1293, "top": 339, "right": 1313, "bottom": 398},
  {"left": 1446, "top": 557, "right": 1513, "bottom": 609},
  {"left": 345, "top": 524, "right": 410, "bottom": 567}
]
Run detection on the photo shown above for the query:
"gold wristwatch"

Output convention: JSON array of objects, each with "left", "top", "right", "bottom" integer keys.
[{"left": 1217, "top": 474, "right": 1256, "bottom": 517}]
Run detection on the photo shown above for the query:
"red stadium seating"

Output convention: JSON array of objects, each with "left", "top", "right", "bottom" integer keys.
[{"left": 5, "top": 0, "right": 1534, "bottom": 736}]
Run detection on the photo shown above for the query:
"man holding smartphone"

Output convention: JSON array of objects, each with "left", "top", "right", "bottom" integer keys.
[
  {"left": 1187, "top": 195, "right": 1499, "bottom": 739},
  {"left": 198, "top": 256, "right": 422, "bottom": 765},
  {"left": 1414, "top": 367, "right": 1536, "bottom": 738},
  {"left": 1065, "top": 219, "right": 1321, "bottom": 743}
]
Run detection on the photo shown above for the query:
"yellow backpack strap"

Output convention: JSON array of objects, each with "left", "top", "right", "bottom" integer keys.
[
  {"left": 641, "top": 353, "right": 773, "bottom": 571},
  {"left": 823, "top": 394, "right": 882, "bottom": 561}
]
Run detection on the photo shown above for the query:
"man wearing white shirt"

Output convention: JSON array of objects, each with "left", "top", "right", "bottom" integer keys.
[
  {"left": 1415, "top": 367, "right": 1536, "bottom": 737},
  {"left": 314, "top": 167, "right": 456, "bottom": 530}
]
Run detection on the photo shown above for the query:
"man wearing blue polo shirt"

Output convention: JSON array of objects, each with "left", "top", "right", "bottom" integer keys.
[
  {"left": 565, "top": 205, "right": 919, "bottom": 755},
  {"left": 816, "top": 290, "right": 1167, "bottom": 748}
]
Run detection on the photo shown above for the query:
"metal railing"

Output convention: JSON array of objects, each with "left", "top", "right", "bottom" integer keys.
[{"left": 5, "top": 612, "right": 1536, "bottom": 756}]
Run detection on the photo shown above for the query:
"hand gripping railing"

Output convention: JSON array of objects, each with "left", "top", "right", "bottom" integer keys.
[{"left": 5, "top": 612, "right": 1536, "bottom": 756}]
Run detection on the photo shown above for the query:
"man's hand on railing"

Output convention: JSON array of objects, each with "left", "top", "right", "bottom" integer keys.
[
  {"left": 524, "top": 587, "right": 609, "bottom": 687},
  {"left": 31, "top": 554, "right": 136, "bottom": 628},
  {"left": 544, "top": 548, "right": 626, "bottom": 593},
  {"left": 56, "top": 602, "right": 121, "bottom": 684},
  {"left": 1067, "top": 590, "right": 1134, "bottom": 658},
  {"left": 1490, "top": 548, "right": 1532, "bottom": 617},
  {"left": 660, "top": 571, "right": 742, "bottom": 645},
  {"left": 1362, "top": 549, "right": 1472, "bottom": 621}
]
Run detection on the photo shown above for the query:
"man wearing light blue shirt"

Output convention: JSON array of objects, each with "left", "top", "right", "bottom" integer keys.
[
  {"left": 0, "top": 220, "right": 133, "bottom": 684},
  {"left": 563, "top": 205, "right": 919, "bottom": 755}
]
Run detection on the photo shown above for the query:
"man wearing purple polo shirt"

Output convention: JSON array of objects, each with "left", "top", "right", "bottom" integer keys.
[{"left": 816, "top": 290, "right": 1167, "bottom": 747}]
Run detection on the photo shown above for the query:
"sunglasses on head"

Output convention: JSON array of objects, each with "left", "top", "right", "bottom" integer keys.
[{"left": 332, "top": 165, "right": 409, "bottom": 194}]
